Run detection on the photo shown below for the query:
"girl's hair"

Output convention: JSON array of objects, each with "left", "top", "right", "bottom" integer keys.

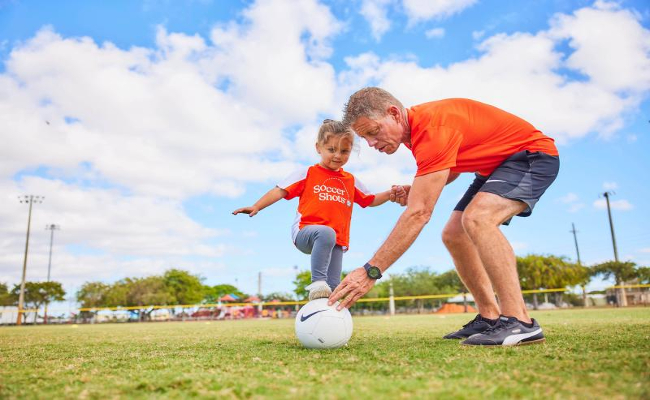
[{"left": 317, "top": 119, "right": 355, "bottom": 146}]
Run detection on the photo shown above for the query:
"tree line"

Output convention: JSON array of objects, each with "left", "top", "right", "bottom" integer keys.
[{"left": 1, "top": 256, "right": 648, "bottom": 321}]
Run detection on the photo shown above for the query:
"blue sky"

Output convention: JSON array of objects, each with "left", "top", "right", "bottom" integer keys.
[{"left": 0, "top": 0, "right": 649, "bottom": 302}]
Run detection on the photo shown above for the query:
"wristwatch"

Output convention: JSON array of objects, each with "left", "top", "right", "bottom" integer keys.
[{"left": 363, "top": 263, "right": 383, "bottom": 280}]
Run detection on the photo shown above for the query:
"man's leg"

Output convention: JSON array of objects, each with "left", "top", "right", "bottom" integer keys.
[
  {"left": 462, "top": 192, "right": 530, "bottom": 322},
  {"left": 442, "top": 211, "right": 500, "bottom": 319}
]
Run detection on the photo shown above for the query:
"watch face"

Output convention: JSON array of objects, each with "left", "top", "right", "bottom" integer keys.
[{"left": 368, "top": 266, "right": 381, "bottom": 279}]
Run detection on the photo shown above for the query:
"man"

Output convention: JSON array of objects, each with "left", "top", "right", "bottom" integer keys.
[{"left": 328, "top": 87, "right": 559, "bottom": 346}]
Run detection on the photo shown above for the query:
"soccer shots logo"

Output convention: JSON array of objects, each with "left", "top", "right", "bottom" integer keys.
[{"left": 313, "top": 178, "right": 352, "bottom": 207}]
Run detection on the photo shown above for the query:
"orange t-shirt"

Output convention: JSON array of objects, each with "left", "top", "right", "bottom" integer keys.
[
  {"left": 278, "top": 164, "right": 375, "bottom": 250},
  {"left": 406, "top": 99, "right": 559, "bottom": 177}
]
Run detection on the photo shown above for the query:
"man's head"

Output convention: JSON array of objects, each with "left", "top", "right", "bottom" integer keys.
[{"left": 342, "top": 87, "right": 409, "bottom": 155}]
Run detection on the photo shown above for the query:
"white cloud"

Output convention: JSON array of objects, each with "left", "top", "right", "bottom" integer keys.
[
  {"left": 340, "top": 2, "right": 650, "bottom": 145},
  {"left": 559, "top": 192, "right": 579, "bottom": 203},
  {"left": 0, "top": 177, "right": 230, "bottom": 287},
  {"left": 549, "top": 1, "right": 650, "bottom": 94},
  {"left": 472, "top": 30, "right": 485, "bottom": 40},
  {"left": 425, "top": 27, "right": 445, "bottom": 39},
  {"left": 593, "top": 198, "right": 634, "bottom": 211},
  {"left": 401, "top": 0, "right": 478, "bottom": 24},
  {"left": 557, "top": 192, "right": 584, "bottom": 212},
  {"left": 639, "top": 248, "right": 650, "bottom": 254},
  {"left": 360, "top": 0, "right": 394, "bottom": 41},
  {"left": 603, "top": 181, "right": 618, "bottom": 190}
]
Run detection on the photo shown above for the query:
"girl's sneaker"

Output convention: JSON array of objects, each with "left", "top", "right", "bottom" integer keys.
[{"left": 305, "top": 281, "right": 332, "bottom": 301}]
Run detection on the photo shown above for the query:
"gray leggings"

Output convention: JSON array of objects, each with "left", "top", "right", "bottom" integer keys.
[{"left": 294, "top": 225, "right": 343, "bottom": 290}]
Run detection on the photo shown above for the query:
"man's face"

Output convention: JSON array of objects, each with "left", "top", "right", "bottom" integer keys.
[{"left": 351, "top": 112, "right": 406, "bottom": 155}]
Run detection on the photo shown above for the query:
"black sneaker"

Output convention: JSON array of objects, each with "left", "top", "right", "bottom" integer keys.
[
  {"left": 443, "top": 314, "right": 496, "bottom": 339},
  {"left": 461, "top": 316, "right": 545, "bottom": 346}
]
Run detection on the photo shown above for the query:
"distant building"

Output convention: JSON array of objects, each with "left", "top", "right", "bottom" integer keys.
[{"left": 605, "top": 283, "right": 650, "bottom": 306}]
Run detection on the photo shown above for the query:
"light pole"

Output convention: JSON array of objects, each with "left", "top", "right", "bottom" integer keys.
[
  {"left": 17, "top": 195, "right": 44, "bottom": 325},
  {"left": 44, "top": 224, "right": 60, "bottom": 324}
]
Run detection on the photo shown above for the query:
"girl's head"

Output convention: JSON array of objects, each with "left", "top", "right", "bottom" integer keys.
[{"left": 316, "top": 119, "right": 354, "bottom": 171}]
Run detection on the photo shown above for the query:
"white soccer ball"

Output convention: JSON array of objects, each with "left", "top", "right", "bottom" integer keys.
[{"left": 295, "top": 298, "right": 353, "bottom": 349}]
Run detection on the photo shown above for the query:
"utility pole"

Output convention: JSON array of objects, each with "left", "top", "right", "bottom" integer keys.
[
  {"left": 603, "top": 192, "right": 619, "bottom": 262},
  {"left": 603, "top": 191, "right": 626, "bottom": 307},
  {"left": 17, "top": 195, "right": 44, "bottom": 325},
  {"left": 571, "top": 223, "right": 588, "bottom": 308},
  {"left": 44, "top": 224, "right": 60, "bottom": 324},
  {"left": 570, "top": 223, "right": 582, "bottom": 265}
]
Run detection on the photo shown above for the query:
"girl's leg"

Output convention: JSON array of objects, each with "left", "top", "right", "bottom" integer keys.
[
  {"left": 326, "top": 245, "right": 344, "bottom": 290},
  {"left": 294, "top": 225, "right": 337, "bottom": 283}
]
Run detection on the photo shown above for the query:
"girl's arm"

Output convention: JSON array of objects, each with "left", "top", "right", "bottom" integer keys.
[
  {"left": 232, "top": 186, "right": 288, "bottom": 217},
  {"left": 369, "top": 190, "right": 392, "bottom": 207}
]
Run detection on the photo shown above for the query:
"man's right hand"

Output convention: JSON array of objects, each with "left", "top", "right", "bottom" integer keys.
[
  {"left": 390, "top": 185, "right": 411, "bottom": 206},
  {"left": 232, "top": 206, "right": 260, "bottom": 217}
]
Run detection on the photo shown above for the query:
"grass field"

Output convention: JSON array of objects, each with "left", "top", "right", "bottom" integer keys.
[{"left": 1, "top": 308, "right": 649, "bottom": 399}]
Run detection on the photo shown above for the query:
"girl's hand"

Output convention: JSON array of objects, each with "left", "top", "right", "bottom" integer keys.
[{"left": 232, "top": 206, "right": 260, "bottom": 217}]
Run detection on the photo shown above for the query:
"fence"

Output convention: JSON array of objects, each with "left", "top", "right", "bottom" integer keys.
[{"left": 2, "top": 285, "right": 649, "bottom": 325}]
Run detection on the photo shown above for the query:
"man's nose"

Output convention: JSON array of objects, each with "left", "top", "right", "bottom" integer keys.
[{"left": 365, "top": 137, "right": 377, "bottom": 147}]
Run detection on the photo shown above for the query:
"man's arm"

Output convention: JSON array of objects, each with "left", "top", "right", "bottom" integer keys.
[{"left": 328, "top": 169, "right": 449, "bottom": 309}]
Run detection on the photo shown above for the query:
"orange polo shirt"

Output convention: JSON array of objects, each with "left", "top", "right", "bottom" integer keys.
[
  {"left": 406, "top": 99, "right": 558, "bottom": 177},
  {"left": 278, "top": 164, "right": 375, "bottom": 250}
]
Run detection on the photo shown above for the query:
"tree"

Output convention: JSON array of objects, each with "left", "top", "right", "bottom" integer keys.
[
  {"left": 203, "top": 284, "right": 245, "bottom": 303},
  {"left": 103, "top": 279, "right": 131, "bottom": 308},
  {"left": 293, "top": 270, "right": 311, "bottom": 300},
  {"left": 126, "top": 276, "right": 174, "bottom": 321},
  {"left": 637, "top": 267, "right": 650, "bottom": 284},
  {"left": 10, "top": 281, "right": 65, "bottom": 323},
  {"left": 516, "top": 255, "right": 588, "bottom": 308},
  {"left": 0, "top": 282, "right": 12, "bottom": 306},
  {"left": 262, "top": 292, "right": 295, "bottom": 302},
  {"left": 592, "top": 260, "right": 640, "bottom": 307},
  {"left": 592, "top": 261, "right": 638, "bottom": 284},
  {"left": 77, "top": 282, "right": 111, "bottom": 308},
  {"left": 435, "top": 269, "right": 467, "bottom": 293},
  {"left": 163, "top": 269, "right": 204, "bottom": 305},
  {"left": 76, "top": 281, "right": 111, "bottom": 322}
]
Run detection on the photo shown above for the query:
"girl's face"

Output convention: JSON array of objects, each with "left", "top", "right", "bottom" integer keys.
[{"left": 316, "top": 135, "right": 353, "bottom": 171}]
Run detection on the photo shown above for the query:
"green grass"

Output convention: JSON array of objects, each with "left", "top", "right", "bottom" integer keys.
[{"left": 1, "top": 308, "right": 649, "bottom": 399}]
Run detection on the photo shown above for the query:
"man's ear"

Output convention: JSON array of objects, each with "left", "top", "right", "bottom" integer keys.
[{"left": 388, "top": 105, "right": 401, "bottom": 121}]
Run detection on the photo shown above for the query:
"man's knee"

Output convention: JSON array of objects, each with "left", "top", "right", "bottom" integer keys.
[
  {"left": 461, "top": 209, "right": 491, "bottom": 237},
  {"left": 441, "top": 220, "right": 466, "bottom": 248}
]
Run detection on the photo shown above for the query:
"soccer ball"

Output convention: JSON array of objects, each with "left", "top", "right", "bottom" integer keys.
[{"left": 295, "top": 298, "right": 353, "bottom": 349}]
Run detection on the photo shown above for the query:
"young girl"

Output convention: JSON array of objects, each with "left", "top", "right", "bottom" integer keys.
[{"left": 233, "top": 119, "right": 403, "bottom": 300}]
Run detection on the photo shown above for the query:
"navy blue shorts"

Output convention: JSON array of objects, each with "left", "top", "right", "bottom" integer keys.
[{"left": 454, "top": 150, "right": 560, "bottom": 221}]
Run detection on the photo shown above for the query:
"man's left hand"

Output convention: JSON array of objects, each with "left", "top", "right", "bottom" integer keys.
[{"left": 328, "top": 267, "right": 376, "bottom": 310}]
